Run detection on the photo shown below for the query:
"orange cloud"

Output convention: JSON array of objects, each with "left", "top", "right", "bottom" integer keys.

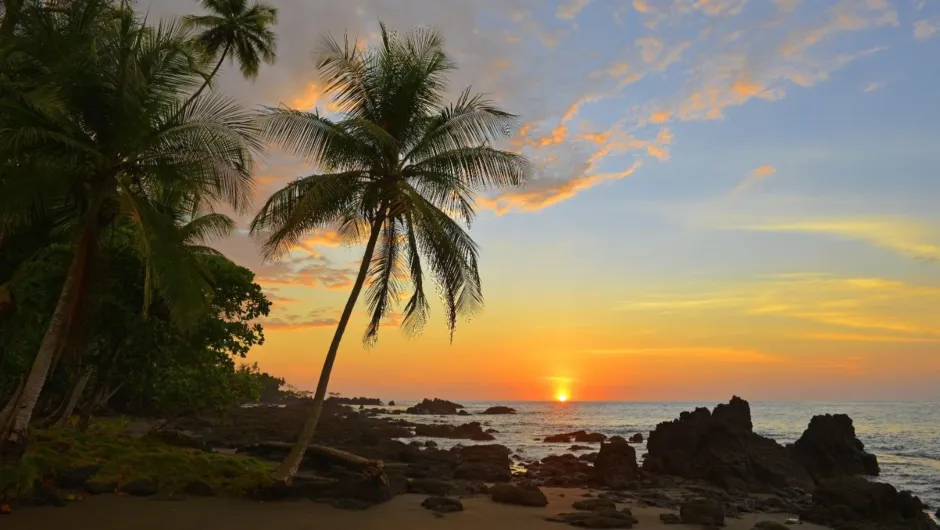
[
  {"left": 730, "top": 165, "right": 776, "bottom": 195},
  {"left": 649, "top": 110, "right": 672, "bottom": 124},
  {"left": 914, "top": 19, "right": 938, "bottom": 40},
  {"left": 537, "top": 123, "right": 567, "bottom": 147},
  {"left": 264, "top": 308, "right": 339, "bottom": 331},
  {"left": 580, "top": 131, "right": 611, "bottom": 145},
  {"left": 633, "top": 0, "right": 649, "bottom": 13},
  {"left": 556, "top": 0, "right": 591, "bottom": 19},
  {"left": 289, "top": 82, "right": 343, "bottom": 113},
  {"left": 635, "top": 37, "right": 663, "bottom": 63}
]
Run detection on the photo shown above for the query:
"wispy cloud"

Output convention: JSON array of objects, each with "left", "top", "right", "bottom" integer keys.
[
  {"left": 863, "top": 80, "right": 886, "bottom": 93},
  {"left": 556, "top": 0, "right": 591, "bottom": 19},
  {"left": 914, "top": 19, "right": 938, "bottom": 40},
  {"left": 730, "top": 165, "right": 776, "bottom": 195},
  {"left": 263, "top": 308, "right": 339, "bottom": 331}
]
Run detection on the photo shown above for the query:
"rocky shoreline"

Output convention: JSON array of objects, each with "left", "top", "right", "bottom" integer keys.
[{"left": 20, "top": 396, "right": 938, "bottom": 529}]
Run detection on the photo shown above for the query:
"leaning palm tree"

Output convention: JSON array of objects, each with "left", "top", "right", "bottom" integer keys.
[
  {"left": 0, "top": 0, "right": 262, "bottom": 461},
  {"left": 183, "top": 0, "right": 277, "bottom": 104},
  {"left": 251, "top": 23, "right": 531, "bottom": 482}
]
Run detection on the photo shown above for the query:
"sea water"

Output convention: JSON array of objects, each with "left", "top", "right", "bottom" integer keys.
[{"left": 384, "top": 400, "right": 940, "bottom": 510}]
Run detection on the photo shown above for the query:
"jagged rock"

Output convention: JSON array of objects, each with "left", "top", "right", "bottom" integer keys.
[
  {"left": 643, "top": 396, "right": 813, "bottom": 492},
  {"left": 414, "top": 421, "right": 495, "bottom": 441},
  {"left": 791, "top": 414, "right": 880, "bottom": 481},
  {"left": 326, "top": 396, "right": 383, "bottom": 406},
  {"left": 547, "top": 510, "right": 637, "bottom": 528},
  {"left": 406, "top": 398, "right": 465, "bottom": 415},
  {"left": 454, "top": 444, "right": 512, "bottom": 482},
  {"left": 481, "top": 406, "right": 517, "bottom": 414},
  {"left": 421, "top": 496, "right": 464, "bottom": 513},
  {"left": 579, "top": 452, "right": 598, "bottom": 463},
  {"left": 545, "top": 430, "right": 607, "bottom": 444},
  {"left": 591, "top": 436, "right": 638, "bottom": 489},
  {"left": 628, "top": 433, "right": 643, "bottom": 443},
  {"left": 680, "top": 498, "right": 724, "bottom": 526},
  {"left": 573, "top": 498, "right": 617, "bottom": 511},
  {"left": 491, "top": 484, "right": 548, "bottom": 507},
  {"left": 800, "top": 477, "right": 937, "bottom": 530},
  {"left": 659, "top": 512, "right": 680, "bottom": 524}
]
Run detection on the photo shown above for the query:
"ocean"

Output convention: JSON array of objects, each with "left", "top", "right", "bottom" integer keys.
[{"left": 382, "top": 400, "right": 940, "bottom": 510}]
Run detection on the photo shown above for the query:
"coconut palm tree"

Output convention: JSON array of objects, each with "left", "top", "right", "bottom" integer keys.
[
  {"left": 250, "top": 23, "right": 531, "bottom": 482},
  {"left": 183, "top": 0, "right": 277, "bottom": 104},
  {"left": 0, "top": 0, "right": 263, "bottom": 461}
]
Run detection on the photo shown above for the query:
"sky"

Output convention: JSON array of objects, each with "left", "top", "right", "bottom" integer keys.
[{"left": 149, "top": 0, "right": 940, "bottom": 402}]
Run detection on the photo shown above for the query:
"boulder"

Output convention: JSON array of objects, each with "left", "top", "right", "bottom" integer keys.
[
  {"left": 800, "top": 477, "right": 937, "bottom": 530},
  {"left": 591, "top": 436, "right": 638, "bottom": 488},
  {"left": 181, "top": 480, "right": 216, "bottom": 496},
  {"left": 388, "top": 401, "right": 395, "bottom": 406},
  {"left": 454, "top": 444, "right": 512, "bottom": 482},
  {"left": 414, "top": 421, "right": 495, "bottom": 441},
  {"left": 406, "top": 398, "right": 465, "bottom": 415},
  {"left": 458, "top": 410, "right": 470, "bottom": 416},
  {"left": 122, "top": 479, "right": 158, "bottom": 497},
  {"left": 573, "top": 498, "right": 617, "bottom": 511},
  {"left": 545, "top": 430, "right": 607, "bottom": 444},
  {"left": 680, "top": 498, "right": 724, "bottom": 526},
  {"left": 84, "top": 480, "right": 116, "bottom": 495},
  {"left": 659, "top": 513, "right": 680, "bottom": 524},
  {"left": 481, "top": 406, "right": 517, "bottom": 415},
  {"left": 421, "top": 496, "right": 464, "bottom": 513},
  {"left": 569, "top": 445, "right": 593, "bottom": 451},
  {"left": 628, "top": 433, "right": 643, "bottom": 444},
  {"left": 643, "top": 396, "right": 814, "bottom": 492},
  {"left": 546, "top": 510, "right": 637, "bottom": 528},
  {"left": 791, "top": 414, "right": 880, "bottom": 481},
  {"left": 57, "top": 465, "right": 100, "bottom": 489},
  {"left": 490, "top": 484, "right": 548, "bottom": 507}
]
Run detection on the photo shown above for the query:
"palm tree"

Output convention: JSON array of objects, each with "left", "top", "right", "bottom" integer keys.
[
  {"left": 183, "top": 0, "right": 277, "bottom": 105},
  {"left": 251, "top": 23, "right": 531, "bottom": 482},
  {"left": 0, "top": 0, "right": 262, "bottom": 461}
]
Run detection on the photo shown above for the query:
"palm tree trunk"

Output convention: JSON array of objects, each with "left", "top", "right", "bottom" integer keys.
[
  {"left": 54, "top": 369, "right": 91, "bottom": 427},
  {"left": 0, "top": 231, "right": 90, "bottom": 462},
  {"left": 180, "top": 44, "right": 230, "bottom": 112},
  {"left": 0, "top": 378, "right": 25, "bottom": 432},
  {"left": 273, "top": 210, "right": 388, "bottom": 483}
]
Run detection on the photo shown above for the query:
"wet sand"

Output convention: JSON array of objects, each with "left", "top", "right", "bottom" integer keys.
[{"left": 2, "top": 488, "right": 831, "bottom": 530}]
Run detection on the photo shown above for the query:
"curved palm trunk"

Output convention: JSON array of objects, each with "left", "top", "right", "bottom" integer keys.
[
  {"left": 54, "top": 369, "right": 91, "bottom": 427},
  {"left": 180, "top": 44, "right": 230, "bottom": 112},
  {"left": 0, "top": 230, "right": 91, "bottom": 462},
  {"left": 273, "top": 211, "right": 387, "bottom": 483}
]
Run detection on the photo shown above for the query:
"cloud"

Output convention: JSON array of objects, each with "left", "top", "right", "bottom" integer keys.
[
  {"left": 256, "top": 254, "right": 356, "bottom": 291},
  {"left": 556, "top": 0, "right": 591, "bottom": 19},
  {"left": 582, "top": 346, "right": 782, "bottom": 364},
  {"left": 738, "top": 218, "right": 940, "bottom": 263},
  {"left": 914, "top": 19, "right": 938, "bottom": 40},
  {"left": 730, "top": 165, "right": 776, "bottom": 195},
  {"left": 263, "top": 308, "right": 339, "bottom": 331},
  {"left": 863, "top": 81, "right": 886, "bottom": 93}
]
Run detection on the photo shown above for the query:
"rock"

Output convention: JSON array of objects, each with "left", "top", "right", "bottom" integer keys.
[
  {"left": 389, "top": 401, "right": 395, "bottom": 406},
  {"left": 528, "top": 454, "right": 593, "bottom": 487},
  {"left": 485, "top": 428, "right": 499, "bottom": 434},
  {"left": 122, "top": 479, "right": 158, "bottom": 497},
  {"left": 325, "top": 396, "right": 383, "bottom": 406},
  {"left": 628, "top": 433, "right": 643, "bottom": 443},
  {"left": 421, "top": 496, "right": 464, "bottom": 513},
  {"left": 659, "top": 512, "right": 681, "bottom": 524},
  {"left": 27, "top": 486, "right": 67, "bottom": 507},
  {"left": 406, "top": 398, "right": 465, "bottom": 415},
  {"left": 791, "top": 414, "right": 880, "bottom": 481},
  {"left": 424, "top": 440, "right": 438, "bottom": 448},
  {"left": 414, "top": 421, "right": 495, "bottom": 441},
  {"left": 643, "top": 396, "right": 813, "bottom": 492},
  {"left": 490, "top": 484, "right": 548, "bottom": 507},
  {"left": 573, "top": 498, "right": 617, "bottom": 511},
  {"left": 545, "top": 430, "right": 607, "bottom": 444},
  {"left": 569, "top": 445, "right": 593, "bottom": 451},
  {"left": 547, "top": 510, "right": 638, "bottom": 528},
  {"left": 57, "top": 465, "right": 100, "bottom": 489},
  {"left": 143, "top": 430, "right": 208, "bottom": 451},
  {"left": 591, "top": 436, "right": 638, "bottom": 488},
  {"left": 579, "top": 452, "right": 598, "bottom": 463},
  {"left": 84, "top": 480, "right": 116, "bottom": 495},
  {"left": 181, "top": 480, "right": 216, "bottom": 496},
  {"left": 458, "top": 410, "right": 470, "bottom": 416},
  {"left": 752, "top": 522, "right": 789, "bottom": 530},
  {"left": 454, "top": 444, "right": 512, "bottom": 482},
  {"left": 481, "top": 406, "right": 517, "bottom": 415},
  {"left": 800, "top": 476, "right": 937, "bottom": 530},
  {"left": 680, "top": 498, "right": 725, "bottom": 526}
]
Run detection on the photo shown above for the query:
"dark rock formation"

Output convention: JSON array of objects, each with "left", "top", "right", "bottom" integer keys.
[
  {"left": 573, "top": 498, "right": 617, "bottom": 511},
  {"left": 458, "top": 410, "right": 470, "bottom": 416},
  {"left": 528, "top": 453, "right": 593, "bottom": 487},
  {"left": 591, "top": 436, "right": 638, "bottom": 489},
  {"left": 546, "top": 510, "right": 638, "bottom": 528},
  {"left": 628, "top": 433, "right": 643, "bottom": 444},
  {"left": 181, "top": 480, "right": 216, "bottom": 496},
  {"left": 544, "top": 430, "right": 607, "bottom": 444},
  {"left": 421, "top": 496, "right": 464, "bottom": 513},
  {"left": 406, "top": 398, "right": 465, "bottom": 415},
  {"left": 414, "top": 421, "right": 495, "bottom": 441},
  {"left": 56, "top": 465, "right": 100, "bottom": 489},
  {"left": 642, "top": 396, "right": 814, "bottom": 492},
  {"left": 388, "top": 401, "right": 395, "bottom": 406},
  {"left": 569, "top": 445, "right": 593, "bottom": 451},
  {"left": 84, "top": 480, "right": 116, "bottom": 495},
  {"left": 454, "top": 444, "right": 512, "bottom": 482},
  {"left": 791, "top": 414, "right": 880, "bottom": 482},
  {"left": 491, "top": 484, "right": 548, "bottom": 507},
  {"left": 679, "top": 498, "right": 724, "bottom": 526},
  {"left": 407, "top": 478, "right": 487, "bottom": 496},
  {"left": 800, "top": 477, "right": 937, "bottom": 530},
  {"left": 659, "top": 512, "right": 680, "bottom": 524},
  {"left": 122, "top": 479, "right": 158, "bottom": 496},
  {"left": 481, "top": 406, "right": 517, "bottom": 414},
  {"left": 326, "top": 396, "right": 383, "bottom": 406}
]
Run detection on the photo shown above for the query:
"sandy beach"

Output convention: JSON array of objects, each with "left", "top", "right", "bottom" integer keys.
[{"left": 2, "top": 488, "right": 830, "bottom": 530}]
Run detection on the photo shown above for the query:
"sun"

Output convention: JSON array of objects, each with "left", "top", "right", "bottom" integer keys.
[{"left": 556, "top": 392, "right": 569, "bottom": 402}]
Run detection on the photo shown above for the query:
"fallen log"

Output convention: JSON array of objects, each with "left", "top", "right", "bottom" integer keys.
[{"left": 239, "top": 442, "right": 385, "bottom": 478}]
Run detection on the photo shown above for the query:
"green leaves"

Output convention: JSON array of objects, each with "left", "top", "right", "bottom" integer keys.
[{"left": 184, "top": 0, "right": 278, "bottom": 80}]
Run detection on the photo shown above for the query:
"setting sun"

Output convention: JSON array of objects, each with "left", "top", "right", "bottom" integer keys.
[{"left": 556, "top": 393, "right": 569, "bottom": 402}]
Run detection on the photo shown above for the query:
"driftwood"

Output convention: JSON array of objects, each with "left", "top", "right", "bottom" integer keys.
[{"left": 243, "top": 442, "right": 385, "bottom": 478}]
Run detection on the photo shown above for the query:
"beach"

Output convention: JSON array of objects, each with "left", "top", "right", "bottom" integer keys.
[{"left": 1, "top": 487, "right": 832, "bottom": 530}]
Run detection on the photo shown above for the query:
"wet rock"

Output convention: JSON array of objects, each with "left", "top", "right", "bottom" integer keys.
[
  {"left": 458, "top": 410, "right": 470, "bottom": 416},
  {"left": 485, "top": 428, "right": 499, "bottom": 434},
  {"left": 481, "top": 406, "right": 517, "bottom": 415},
  {"left": 659, "top": 512, "right": 680, "bottom": 524},
  {"left": 406, "top": 398, "right": 465, "bottom": 415},
  {"left": 144, "top": 430, "right": 208, "bottom": 451},
  {"left": 569, "top": 445, "right": 593, "bottom": 451},
  {"left": 752, "top": 522, "right": 789, "bottom": 530},
  {"left": 424, "top": 440, "right": 438, "bottom": 448},
  {"left": 421, "top": 496, "right": 464, "bottom": 513},
  {"left": 791, "top": 414, "right": 880, "bottom": 481},
  {"left": 579, "top": 452, "right": 598, "bottom": 463},
  {"left": 181, "top": 480, "right": 216, "bottom": 496},
  {"left": 388, "top": 401, "right": 395, "bottom": 406},
  {"left": 546, "top": 510, "right": 638, "bottom": 528},
  {"left": 573, "top": 498, "right": 617, "bottom": 511},
  {"left": 800, "top": 476, "right": 937, "bottom": 530},
  {"left": 26, "top": 485, "right": 67, "bottom": 507},
  {"left": 545, "top": 430, "right": 607, "bottom": 444},
  {"left": 326, "top": 396, "right": 383, "bottom": 406},
  {"left": 414, "top": 421, "right": 495, "bottom": 441},
  {"left": 643, "top": 396, "right": 813, "bottom": 492},
  {"left": 122, "top": 479, "right": 158, "bottom": 497},
  {"left": 680, "top": 498, "right": 724, "bottom": 526},
  {"left": 57, "top": 465, "right": 100, "bottom": 489},
  {"left": 628, "top": 433, "right": 643, "bottom": 443},
  {"left": 454, "top": 444, "right": 512, "bottom": 482},
  {"left": 491, "top": 484, "right": 548, "bottom": 507},
  {"left": 591, "top": 436, "right": 638, "bottom": 489}
]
